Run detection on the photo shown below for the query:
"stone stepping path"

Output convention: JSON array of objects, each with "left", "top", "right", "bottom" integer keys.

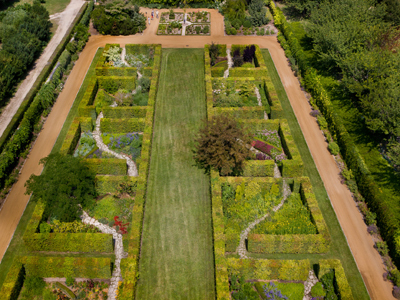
[
  {"left": 223, "top": 48, "right": 232, "bottom": 78},
  {"left": 93, "top": 112, "right": 138, "bottom": 176},
  {"left": 255, "top": 86, "right": 269, "bottom": 120},
  {"left": 81, "top": 211, "right": 128, "bottom": 300},
  {"left": 303, "top": 270, "right": 319, "bottom": 300}
]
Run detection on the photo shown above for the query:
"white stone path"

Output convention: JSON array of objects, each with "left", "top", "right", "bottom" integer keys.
[
  {"left": 81, "top": 211, "right": 127, "bottom": 300},
  {"left": 93, "top": 112, "right": 138, "bottom": 177},
  {"left": 303, "top": 270, "right": 319, "bottom": 300},
  {"left": 255, "top": 86, "right": 269, "bottom": 120},
  {"left": 223, "top": 49, "right": 233, "bottom": 78}
]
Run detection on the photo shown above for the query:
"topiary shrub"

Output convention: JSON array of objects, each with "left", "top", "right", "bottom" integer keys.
[
  {"left": 243, "top": 19, "right": 252, "bottom": 28},
  {"left": 232, "top": 19, "right": 242, "bottom": 30},
  {"left": 328, "top": 142, "right": 340, "bottom": 155}
]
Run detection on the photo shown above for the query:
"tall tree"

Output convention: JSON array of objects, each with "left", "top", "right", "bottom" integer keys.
[{"left": 193, "top": 115, "right": 251, "bottom": 176}]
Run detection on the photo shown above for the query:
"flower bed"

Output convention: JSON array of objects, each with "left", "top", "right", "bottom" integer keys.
[
  {"left": 157, "top": 23, "right": 182, "bottom": 35},
  {"left": 185, "top": 24, "right": 210, "bottom": 35},
  {"left": 186, "top": 11, "right": 210, "bottom": 23},
  {"left": 212, "top": 79, "right": 259, "bottom": 107}
]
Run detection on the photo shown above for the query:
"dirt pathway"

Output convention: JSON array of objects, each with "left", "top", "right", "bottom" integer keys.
[
  {"left": 0, "top": 8, "right": 392, "bottom": 299},
  {"left": 0, "top": 0, "right": 85, "bottom": 138}
]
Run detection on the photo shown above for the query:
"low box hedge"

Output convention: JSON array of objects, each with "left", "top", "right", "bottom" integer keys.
[
  {"left": 213, "top": 106, "right": 266, "bottom": 119},
  {"left": 242, "top": 160, "right": 275, "bottom": 177},
  {"left": 97, "top": 76, "right": 136, "bottom": 92},
  {"left": 22, "top": 256, "right": 112, "bottom": 279},
  {"left": 95, "top": 175, "right": 138, "bottom": 194},
  {"left": 211, "top": 67, "right": 225, "bottom": 77},
  {"left": 319, "top": 259, "right": 354, "bottom": 300},
  {"left": 60, "top": 119, "right": 81, "bottom": 155},
  {"left": 0, "top": 260, "right": 25, "bottom": 300},
  {"left": 102, "top": 106, "right": 147, "bottom": 119},
  {"left": 100, "top": 118, "right": 145, "bottom": 133},
  {"left": 85, "top": 158, "right": 127, "bottom": 175},
  {"left": 227, "top": 258, "right": 310, "bottom": 281}
]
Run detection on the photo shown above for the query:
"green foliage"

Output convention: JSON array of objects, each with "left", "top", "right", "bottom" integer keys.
[
  {"left": 74, "top": 132, "right": 96, "bottom": 157},
  {"left": 100, "top": 118, "right": 145, "bottom": 133},
  {"left": 320, "top": 270, "right": 338, "bottom": 300},
  {"left": 253, "top": 193, "right": 317, "bottom": 235},
  {"left": 22, "top": 256, "right": 112, "bottom": 279},
  {"left": 193, "top": 114, "right": 252, "bottom": 175},
  {"left": 311, "top": 282, "right": 326, "bottom": 298},
  {"left": 65, "top": 276, "right": 75, "bottom": 287},
  {"left": 25, "top": 154, "right": 96, "bottom": 222},
  {"left": 0, "top": 260, "right": 25, "bottom": 300},
  {"left": 86, "top": 158, "right": 127, "bottom": 175},
  {"left": 248, "top": 0, "right": 269, "bottom": 27},
  {"left": 91, "top": 1, "right": 146, "bottom": 35},
  {"left": 328, "top": 142, "right": 340, "bottom": 155},
  {"left": 228, "top": 258, "right": 310, "bottom": 281},
  {"left": 0, "top": 1, "right": 52, "bottom": 104},
  {"left": 21, "top": 275, "right": 45, "bottom": 297},
  {"left": 319, "top": 260, "right": 354, "bottom": 300},
  {"left": 255, "top": 282, "right": 304, "bottom": 300},
  {"left": 222, "top": 0, "right": 247, "bottom": 22},
  {"left": 212, "top": 79, "right": 258, "bottom": 107},
  {"left": 229, "top": 275, "right": 259, "bottom": 300}
]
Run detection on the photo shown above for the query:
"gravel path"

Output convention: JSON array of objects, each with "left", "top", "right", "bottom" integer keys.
[
  {"left": 303, "top": 270, "right": 319, "bottom": 300},
  {"left": 93, "top": 112, "right": 138, "bottom": 177},
  {"left": 0, "top": 8, "right": 392, "bottom": 299},
  {"left": 81, "top": 211, "right": 128, "bottom": 300},
  {"left": 223, "top": 48, "right": 232, "bottom": 78}
]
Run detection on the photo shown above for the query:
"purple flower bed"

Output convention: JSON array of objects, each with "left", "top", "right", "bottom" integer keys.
[
  {"left": 252, "top": 139, "right": 287, "bottom": 162},
  {"left": 255, "top": 129, "right": 282, "bottom": 149}
]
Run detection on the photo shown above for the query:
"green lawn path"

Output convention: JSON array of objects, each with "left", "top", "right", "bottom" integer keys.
[{"left": 136, "top": 49, "right": 215, "bottom": 299}]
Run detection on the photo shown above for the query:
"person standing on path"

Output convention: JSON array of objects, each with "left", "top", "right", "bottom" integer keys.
[
  {"left": 156, "top": 10, "right": 159, "bottom": 18},
  {"left": 151, "top": 10, "right": 154, "bottom": 20},
  {"left": 148, "top": 17, "right": 150, "bottom": 25}
]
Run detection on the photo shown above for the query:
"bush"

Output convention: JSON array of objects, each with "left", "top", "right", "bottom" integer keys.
[
  {"left": 232, "top": 19, "right": 242, "bottom": 30},
  {"left": 23, "top": 276, "right": 45, "bottom": 297},
  {"left": 203, "top": 25, "right": 210, "bottom": 34},
  {"left": 243, "top": 20, "right": 252, "bottom": 28},
  {"left": 328, "top": 142, "right": 340, "bottom": 155},
  {"left": 66, "top": 276, "right": 75, "bottom": 286},
  {"left": 195, "top": 26, "right": 201, "bottom": 34},
  {"left": 311, "top": 282, "right": 326, "bottom": 298},
  {"left": 393, "top": 286, "right": 400, "bottom": 299}
]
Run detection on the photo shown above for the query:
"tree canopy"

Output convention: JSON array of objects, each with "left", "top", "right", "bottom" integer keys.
[
  {"left": 193, "top": 115, "right": 251, "bottom": 176},
  {"left": 25, "top": 154, "right": 97, "bottom": 222},
  {"left": 0, "top": 0, "right": 51, "bottom": 105},
  {"left": 91, "top": 0, "right": 146, "bottom": 35}
]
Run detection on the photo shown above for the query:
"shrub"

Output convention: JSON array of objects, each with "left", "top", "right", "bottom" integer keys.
[
  {"left": 310, "top": 109, "right": 320, "bottom": 117},
  {"left": 367, "top": 224, "right": 378, "bottom": 234},
  {"left": 320, "top": 270, "right": 338, "bottom": 300},
  {"left": 311, "top": 282, "right": 326, "bottom": 298},
  {"left": 328, "top": 142, "right": 340, "bottom": 155},
  {"left": 169, "top": 9, "right": 175, "bottom": 19},
  {"left": 233, "top": 55, "right": 244, "bottom": 67},
  {"left": 66, "top": 276, "right": 75, "bottom": 286},
  {"left": 195, "top": 26, "right": 201, "bottom": 34},
  {"left": 203, "top": 25, "right": 210, "bottom": 34},
  {"left": 243, "top": 19, "right": 252, "bottom": 28},
  {"left": 22, "top": 276, "right": 45, "bottom": 297},
  {"left": 317, "top": 115, "right": 328, "bottom": 130},
  {"left": 232, "top": 19, "right": 242, "bottom": 30},
  {"left": 365, "top": 210, "right": 377, "bottom": 225},
  {"left": 40, "top": 223, "right": 51, "bottom": 233}
]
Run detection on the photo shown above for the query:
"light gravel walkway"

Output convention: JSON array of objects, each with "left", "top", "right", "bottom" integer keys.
[
  {"left": 223, "top": 48, "right": 232, "bottom": 78},
  {"left": 255, "top": 86, "right": 269, "bottom": 120},
  {"left": 81, "top": 211, "right": 128, "bottom": 300},
  {"left": 93, "top": 112, "right": 138, "bottom": 176},
  {"left": 303, "top": 270, "right": 319, "bottom": 300}
]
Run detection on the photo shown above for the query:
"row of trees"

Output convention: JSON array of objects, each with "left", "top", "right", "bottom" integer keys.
[
  {"left": 0, "top": 0, "right": 52, "bottom": 106},
  {"left": 284, "top": 0, "right": 400, "bottom": 164},
  {"left": 92, "top": 0, "right": 146, "bottom": 35}
]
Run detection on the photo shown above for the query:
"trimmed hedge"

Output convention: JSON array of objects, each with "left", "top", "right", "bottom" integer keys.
[
  {"left": 23, "top": 201, "right": 113, "bottom": 253},
  {"left": 22, "top": 256, "right": 112, "bottom": 279},
  {"left": 242, "top": 160, "right": 275, "bottom": 177},
  {"left": 0, "top": 260, "right": 25, "bottom": 300},
  {"left": 213, "top": 106, "right": 266, "bottom": 119},
  {"left": 95, "top": 175, "right": 137, "bottom": 194},
  {"left": 117, "top": 44, "right": 162, "bottom": 299},
  {"left": 100, "top": 118, "right": 145, "bottom": 133},
  {"left": 210, "top": 171, "right": 230, "bottom": 299},
  {"left": 248, "top": 177, "right": 331, "bottom": 254},
  {"left": 95, "top": 44, "right": 137, "bottom": 77},
  {"left": 102, "top": 106, "right": 147, "bottom": 119},
  {"left": 60, "top": 119, "right": 81, "bottom": 155},
  {"left": 319, "top": 259, "right": 354, "bottom": 300},
  {"left": 264, "top": 78, "right": 284, "bottom": 119},
  {"left": 228, "top": 258, "right": 310, "bottom": 281},
  {"left": 86, "top": 158, "right": 127, "bottom": 175},
  {"left": 78, "top": 76, "right": 98, "bottom": 119},
  {"left": 211, "top": 67, "right": 225, "bottom": 77},
  {"left": 279, "top": 120, "right": 304, "bottom": 177},
  {"left": 97, "top": 76, "right": 136, "bottom": 93}
]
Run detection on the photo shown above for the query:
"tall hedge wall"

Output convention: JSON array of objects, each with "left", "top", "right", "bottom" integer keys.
[{"left": 319, "top": 259, "right": 354, "bottom": 300}]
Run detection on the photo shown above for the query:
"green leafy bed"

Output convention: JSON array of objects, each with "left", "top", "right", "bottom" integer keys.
[{"left": 212, "top": 80, "right": 258, "bottom": 107}]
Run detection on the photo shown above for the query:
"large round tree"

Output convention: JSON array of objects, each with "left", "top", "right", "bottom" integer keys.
[
  {"left": 25, "top": 154, "right": 96, "bottom": 222},
  {"left": 193, "top": 115, "right": 252, "bottom": 176}
]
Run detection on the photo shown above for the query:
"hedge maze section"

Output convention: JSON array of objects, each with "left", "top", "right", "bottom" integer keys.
[
  {"left": 0, "top": 44, "right": 162, "bottom": 300},
  {"left": 205, "top": 44, "right": 353, "bottom": 299}
]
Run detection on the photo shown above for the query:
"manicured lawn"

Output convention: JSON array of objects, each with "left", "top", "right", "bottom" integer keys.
[
  {"left": 259, "top": 49, "right": 370, "bottom": 300},
  {"left": 136, "top": 49, "right": 215, "bottom": 299}
]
